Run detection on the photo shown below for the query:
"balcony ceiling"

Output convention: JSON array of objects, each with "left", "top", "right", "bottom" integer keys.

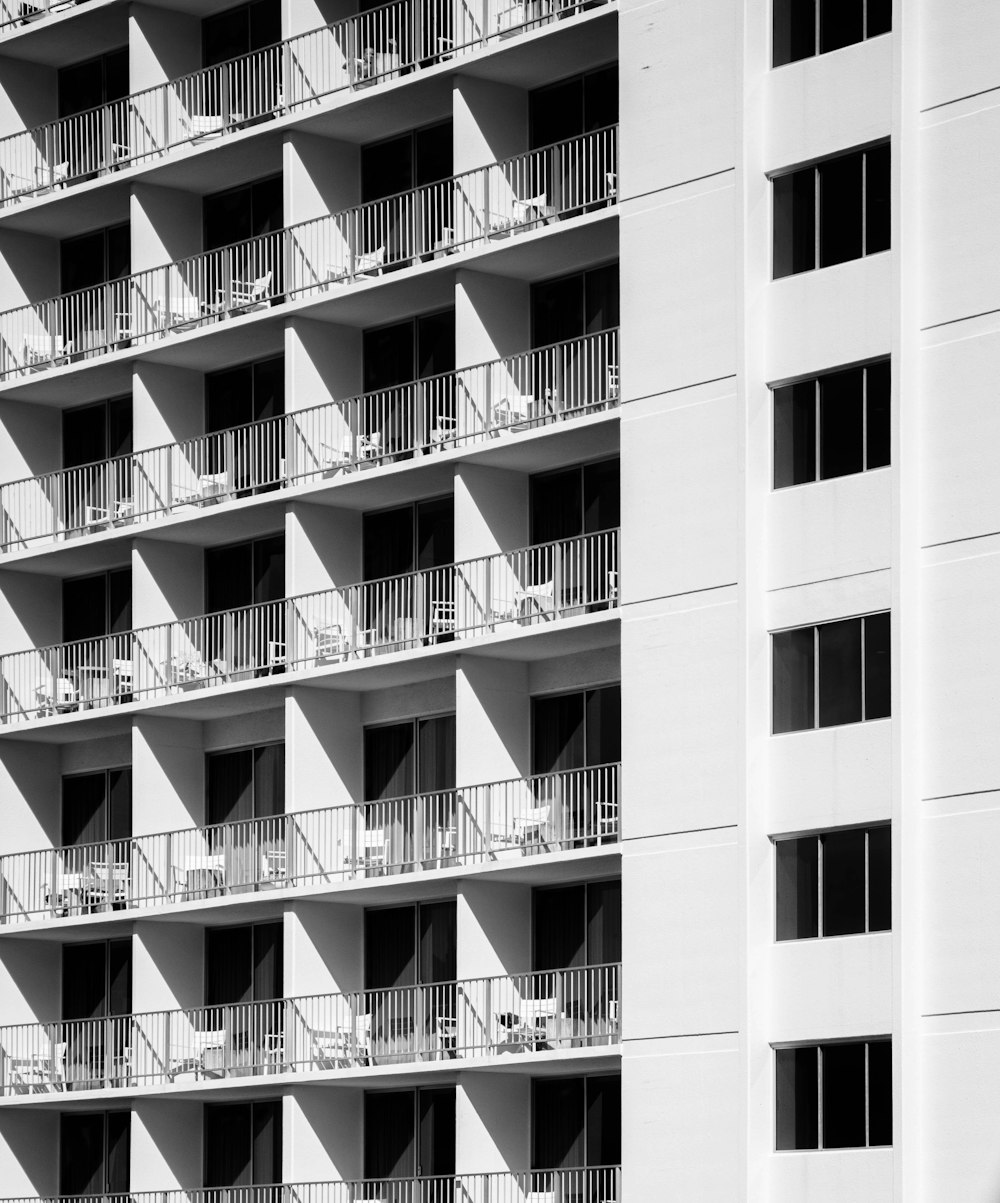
[{"left": 0, "top": 1, "right": 126, "bottom": 66}]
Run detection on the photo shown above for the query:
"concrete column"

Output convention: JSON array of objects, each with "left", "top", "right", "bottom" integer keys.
[
  {"left": 132, "top": 536, "right": 203, "bottom": 628},
  {"left": 286, "top": 500, "right": 361, "bottom": 596},
  {"left": 129, "top": 3, "right": 201, "bottom": 89},
  {"left": 286, "top": 899, "right": 363, "bottom": 995},
  {"left": 131, "top": 182, "right": 203, "bottom": 272},
  {"left": 131, "top": 1100, "right": 202, "bottom": 1193},
  {"left": 286, "top": 688, "right": 363, "bottom": 814},
  {"left": 456, "top": 654, "right": 529, "bottom": 785},
  {"left": 285, "top": 1087, "right": 363, "bottom": 1182},
  {"left": 132, "top": 361, "right": 204, "bottom": 452},
  {"left": 456, "top": 268, "right": 530, "bottom": 367},
  {"left": 456, "top": 1074, "right": 530, "bottom": 1176},
  {"left": 0, "top": 56, "right": 56, "bottom": 139},
  {"left": 0, "top": 398, "right": 60, "bottom": 484},
  {"left": 132, "top": 715, "right": 205, "bottom": 835},
  {"left": 453, "top": 76, "right": 527, "bottom": 172},
  {"left": 454, "top": 461, "right": 528, "bottom": 561},
  {"left": 0, "top": 565, "right": 60, "bottom": 653},
  {"left": 284, "top": 131, "right": 360, "bottom": 226},
  {"left": 0, "top": 1112, "right": 60, "bottom": 1197}
]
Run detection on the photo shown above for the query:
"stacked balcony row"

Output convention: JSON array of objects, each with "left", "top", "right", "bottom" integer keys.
[
  {"left": 0, "top": 126, "right": 616, "bottom": 380},
  {"left": 0, "top": 327, "right": 619, "bottom": 551},
  {"left": 1, "top": 761, "right": 620, "bottom": 923},
  {"left": 0, "top": 0, "right": 613, "bottom": 189}
]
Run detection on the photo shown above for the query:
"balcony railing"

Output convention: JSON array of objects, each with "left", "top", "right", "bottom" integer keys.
[
  {"left": 0, "top": 962, "right": 620, "bottom": 1094},
  {"left": 0, "top": 528, "right": 619, "bottom": 725},
  {"left": 0, "top": 763, "right": 620, "bottom": 924},
  {"left": 0, "top": 0, "right": 613, "bottom": 194},
  {"left": 0, "top": 1169, "right": 622, "bottom": 1203},
  {"left": 0, "top": 126, "right": 617, "bottom": 381},
  {"left": 0, "top": 0, "right": 86, "bottom": 35},
  {"left": 0, "top": 327, "right": 619, "bottom": 553}
]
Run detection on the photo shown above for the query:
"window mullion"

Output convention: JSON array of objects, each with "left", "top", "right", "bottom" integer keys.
[
  {"left": 861, "top": 149, "right": 868, "bottom": 257},
  {"left": 860, "top": 616, "right": 867, "bottom": 720},
  {"left": 817, "top": 835, "right": 824, "bottom": 937},
  {"left": 862, "top": 364, "right": 869, "bottom": 469},
  {"left": 864, "top": 1041, "right": 871, "bottom": 1147},
  {"left": 815, "top": 0, "right": 821, "bottom": 56},
  {"left": 813, "top": 625, "right": 820, "bottom": 728},
  {"left": 815, "top": 378, "right": 821, "bottom": 482},
  {"left": 864, "top": 829, "right": 870, "bottom": 933},
  {"left": 817, "top": 1044, "right": 824, "bottom": 1150},
  {"left": 814, "top": 166, "right": 821, "bottom": 270}
]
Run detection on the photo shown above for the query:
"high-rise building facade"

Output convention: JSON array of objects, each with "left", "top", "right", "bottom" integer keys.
[{"left": 0, "top": 0, "right": 992, "bottom": 1199}]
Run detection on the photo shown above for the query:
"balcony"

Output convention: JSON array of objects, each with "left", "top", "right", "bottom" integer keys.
[
  {"left": 0, "top": 763, "right": 620, "bottom": 924},
  {"left": 0, "top": 528, "right": 619, "bottom": 725},
  {"left": 0, "top": 328, "right": 619, "bottom": 553},
  {"left": 0, "top": 0, "right": 613, "bottom": 200},
  {"left": 0, "top": 1171, "right": 623, "bottom": 1203},
  {"left": 0, "top": 962, "right": 620, "bottom": 1094},
  {"left": 0, "top": 0, "right": 85, "bottom": 35},
  {"left": 0, "top": 127, "right": 617, "bottom": 381}
]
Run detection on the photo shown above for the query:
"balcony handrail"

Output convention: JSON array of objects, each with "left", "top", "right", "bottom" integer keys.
[
  {"left": 2, "top": 527, "right": 619, "bottom": 661},
  {"left": 0, "top": 123, "right": 618, "bottom": 317},
  {"left": 0, "top": 0, "right": 614, "bottom": 202},
  {"left": 0, "top": 126, "right": 618, "bottom": 381},
  {"left": 0, "top": 1168, "right": 623, "bottom": 1203},
  {"left": 0, "top": 763, "right": 621, "bottom": 922},
  {"left": 0, "top": 325, "right": 619, "bottom": 496},
  {"left": 0, "top": 963, "right": 621, "bottom": 1095}
]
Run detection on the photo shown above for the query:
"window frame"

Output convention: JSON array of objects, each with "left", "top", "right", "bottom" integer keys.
[
  {"left": 771, "top": 612, "right": 891, "bottom": 734},
  {"left": 773, "top": 823, "right": 891, "bottom": 941},
  {"left": 774, "top": 1037, "right": 893, "bottom": 1151},
  {"left": 771, "top": 357, "right": 891, "bottom": 489},
  {"left": 771, "top": 142, "right": 890, "bottom": 279},
  {"left": 772, "top": 0, "right": 892, "bottom": 69}
]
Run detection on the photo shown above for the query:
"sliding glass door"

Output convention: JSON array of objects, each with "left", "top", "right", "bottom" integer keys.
[
  {"left": 204, "top": 921, "right": 283, "bottom": 1073},
  {"left": 60, "top": 768, "right": 132, "bottom": 907},
  {"left": 365, "top": 902, "right": 456, "bottom": 1063},
  {"left": 206, "top": 743, "right": 285, "bottom": 892},
  {"left": 62, "top": 938, "right": 131, "bottom": 1088},
  {"left": 532, "top": 1075, "right": 621, "bottom": 1201},
  {"left": 204, "top": 1099, "right": 281, "bottom": 1200},
  {"left": 60, "top": 1111, "right": 130, "bottom": 1197},
  {"left": 364, "top": 715, "right": 456, "bottom": 869},
  {"left": 365, "top": 1087, "right": 456, "bottom": 1199}
]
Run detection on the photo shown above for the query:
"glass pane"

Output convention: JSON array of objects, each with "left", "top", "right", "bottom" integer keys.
[
  {"left": 63, "top": 402, "right": 108, "bottom": 470},
  {"left": 206, "top": 924, "right": 253, "bottom": 1005},
  {"left": 819, "top": 0, "right": 864, "bottom": 53},
  {"left": 586, "top": 684, "right": 622, "bottom": 765},
  {"left": 364, "top": 722, "right": 415, "bottom": 801},
  {"left": 534, "top": 884, "right": 585, "bottom": 970},
  {"left": 867, "top": 1041, "right": 893, "bottom": 1145},
  {"left": 62, "top": 772, "right": 106, "bottom": 847},
  {"left": 253, "top": 920, "right": 283, "bottom": 1000},
  {"left": 868, "top": 825, "right": 891, "bottom": 931},
  {"left": 822, "top": 828, "right": 866, "bottom": 936},
  {"left": 821, "top": 1042, "right": 867, "bottom": 1148},
  {"left": 772, "top": 627, "right": 815, "bottom": 733},
  {"left": 419, "top": 1087, "right": 457, "bottom": 1176},
  {"left": 204, "top": 1103, "right": 252, "bottom": 1187},
  {"left": 773, "top": 381, "right": 816, "bottom": 487},
  {"left": 773, "top": 168, "right": 815, "bottom": 278},
  {"left": 864, "top": 611, "right": 892, "bottom": 719},
  {"left": 775, "top": 1046, "right": 818, "bottom": 1150},
  {"left": 532, "top": 466, "right": 582, "bottom": 544},
  {"left": 60, "top": 1112, "right": 106, "bottom": 1195},
  {"left": 365, "top": 1090, "right": 415, "bottom": 1178},
  {"left": 106, "top": 1112, "right": 131, "bottom": 1194},
  {"left": 251, "top": 1100, "right": 281, "bottom": 1183},
  {"left": 532, "top": 1077, "right": 586, "bottom": 1167},
  {"left": 418, "top": 900, "right": 456, "bottom": 983},
  {"left": 587, "top": 1075, "right": 622, "bottom": 1166},
  {"left": 865, "top": 144, "right": 891, "bottom": 255},
  {"left": 417, "top": 715, "right": 456, "bottom": 793},
  {"left": 775, "top": 837, "right": 819, "bottom": 940},
  {"left": 818, "top": 618, "right": 863, "bottom": 728},
  {"left": 773, "top": 0, "right": 816, "bottom": 66},
  {"left": 587, "top": 879, "right": 622, "bottom": 964},
  {"left": 532, "top": 692, "right": 586, "bottom": 773},
  {"left": 866, "top": 0, "right": 891, "bottom": 37},
  {"left": 819, "top": 152, "right": 864, "bottom": 267},
  {"left": 819, "top": 367, "right": 864, "bottom": 479},
  {"left": 864, "top": 359, "right": 891, "bottom": 469},
  {"left": 365, "top": 906, "right": 416, "bottom": 989}
]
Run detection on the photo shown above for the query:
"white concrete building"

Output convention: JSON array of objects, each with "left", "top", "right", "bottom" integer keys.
[{"left": 0, "top": 0, "right": 991, "bottom": 1199}]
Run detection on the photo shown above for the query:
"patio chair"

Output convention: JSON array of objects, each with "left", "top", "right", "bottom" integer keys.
[
  {"left": 261, "top": 847, "right": 286, "bottom": 883},
  {"left": 185, "top": 113, "right": 244, "bottom": 139},
  {"left": 266, "top": 640, "right": 286, "bottom": 671},
  {"left": 35, "top": 677, "right": 78, "bottom": 715},
  {"left": 606, "top": 363, "right": 620, "bottom": 402},
  {"left": 429, "top": 598, "right": 456, "bottom": 639},
  {"left": 492, "top": 394, "right": 533, "bottom": 429},
  {"left": 353, "top": 246, "right": 386, "bottom": 277},
  {"left": 344, "top": 827, "right": 389, "bottom": 873},
  {"left": 23, "top": 334, "right": 72, "bottom": 367},
  {"left": 358, "top": 432, "right": 383, "bottom": 460},
  {"left": 434, "top": 1013, "right": 458, "bottom": 1059},
  {"left": 90, "top": 860, "right": 129, "bottom": 908},
  {"left": 314, "top": 623, "right": 350, "bottom": 660},
  {"left": 35, "top": 161, "right": 69, "bottom": 193},
  {"left": 310, "top": 1012, "right": 371, "bottom": 1068},
  {"left": 228, "top": 271, "right": 273, "bottom": 311},
  {"left": 169, "top": 1027, "right": 227, "bottom": 1080},
  {"left": 513, "top": 805, "right": 551, "bottom": 846}
]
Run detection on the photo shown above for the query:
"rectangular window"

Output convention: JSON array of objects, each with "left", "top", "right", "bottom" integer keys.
[
  {"left": 773, "top": 145, "right": 890, "bottom": 278},
  {"left": 775, "top": 359, "right": 890, "bottom": 488},
  {"left": 776, "top": 1040, "right": 892, "bottom": 1149},
  {"left": 772, "top": 613, "right": 890, "bottom": 733},
  {"left": 776, "top": 826, "right": 890, "bottom": 940},
  {"left": 773, "top": 0, "right": 891, "bottom": 67}
]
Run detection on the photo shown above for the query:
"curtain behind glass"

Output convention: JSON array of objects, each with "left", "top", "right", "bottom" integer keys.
[
  {"left": 533, "top": 885, "right": 585, "bottom": 971},
  {"left": 532, "top": 693, "right": 585, "bottom": 775},
  {"left": 60, "top": 1113, "right": 105, "bottom": 1195},
  {"left": 532, "top": 1078, "right": 585, "bottom": 1169},
  {"left": 586, "top": 1076, "right": 621, "bottom": 1167},
  {"left": 106, "top": 1112, "right": 131, "bottom": 1195},
  {"left": 208, "top": 750, "right": 254, "bottom": 826},
  {"left": 204, "top": 1103, "right": 252, "bottom": 1186},
  {"left": 62, "top": 772, "right": 106, "bottom": 847},
  {"left": 585, "top": 686, "right": 621, "bottom": 765},
  {"left": 251, "top": 1100, "right": 281, "bottom": 1182},
  {"left": 419, "top": 1088, "right": 456, "bottom": 1176},
  {"left": 364, "top": 507, "right": 414, "bottom": 581},
  {"left": 365, "top": 1091, "right": 415, "bottom": 1179},
  {"left": 253, "top": 921, "right": 283, "bottom": 1000},
  {"left": 63, "top": 940, "right": 108, "bottom": 1020},
  {"left": 365, "top": 723, "right": 415, "bottom": 801},
  {"left": 206, "top": 925, "right": 253, "bottom": 1005},
  {"left": 417, "top": 716, "right": 456, "bottom": 793},
  {"left": 254, "top": 744, "right": 285, "bottom": 816},
  {"left": 419, "top": 901, "right": 456, "bottom": 984},
  {"left": 365, "top": 907, "right": 415, "bottom": 990},
  {"left": 586, "top": 881, "right": 621, "bottom": 965}
]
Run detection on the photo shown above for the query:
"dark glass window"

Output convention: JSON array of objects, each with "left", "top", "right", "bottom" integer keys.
[
  {"left": 362, "top": 498, "right": 454, "bottom": 582},
  {"left": 532, "top": 265, "right": 619, "bottom": 348},
  {"left": 776, "top": 1041, "right": 892, "bottom": 1149},
  {"left": 205, "top": 534, "right": 284, "bottom": 613},
  {"left": 772, "top": 613, "right": 890, "bottom": 733},
  {"left": 205, "top": 920, "right": 282, "bottom": 1005},
  {"left": 533, "top": 881, "right": 621, "bottom": 970},
  {"left": 362, "top": 122, "right": 453, "bottom": 201},
  {"left": 773, "top": 0, "right": 891, "bottom": 67},
  {"left": 775, "top": 826, "right": 890, "bottom": 940},
  {"left": 204, "top": 175, "right": 283, "bottom": 252},
  {"left": 63, "top": 396, "right": 132, "bottom": 470},
  {"left": 773, "top": 145, "right": 890, "bottom": 278},
  {"left": 203, "top": 0, "right": 281, "bottom": 67},
  {"left": 532, "top": 1075, "right": 621, "bottom": 1172},
  {"left": 63, "top": 568, "right": 131, "bottom": 643},
  {"left": 364, "top": 1088, "right": 456, "bottom": 1181},
  {"left": 62, "top": 768, "right": 132, "bottom": 847},
  {"left": 58, "top": 49, "right": 128, "bottom": 119},
  {"left": 61, "top": 224, "right": 130, "bottom": 293},
  {"left": 204, "top": 1100, "right": 281, "bottom": 1187},
  {"left": 60, "top": 1112, "right": 130, "bottom": 1196},
  {"left": 529, "top": 64, "right": 618, "bottom": 148}
]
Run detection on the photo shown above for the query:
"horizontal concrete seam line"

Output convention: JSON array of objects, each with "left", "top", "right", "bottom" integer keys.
[
  {"left": 923, "top": 1009, "right": 1000, "bottom": 1019},
  {"left": 622, "top": 824, "right": 737, "bottom": 841},
  {"left": 922, "top": 530, "right": 1000, "bottom": 552},
  {"left": 620, "top": 374, "right": 739, "bottom": 407},
  {"left": 623, "top": 1031, "right": 739, "bottom": 1044},
  {"left": 921, "top": 84, "right": 1000, "bottom": 115},
  {"left": 922, "top": 787, "right": 1000, "bottom": 803},
  {"left": 624, "top": 166, "right": 736, "bottom": 206},
  {"left": 766, "top": 566, "right": 889, "bottom": 594},
  {"left": 621, "top": 582, "right": 738, "bottom": 606},
  {"left": 922, "top": 305, "right": 1000, "bottom": 333}
]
